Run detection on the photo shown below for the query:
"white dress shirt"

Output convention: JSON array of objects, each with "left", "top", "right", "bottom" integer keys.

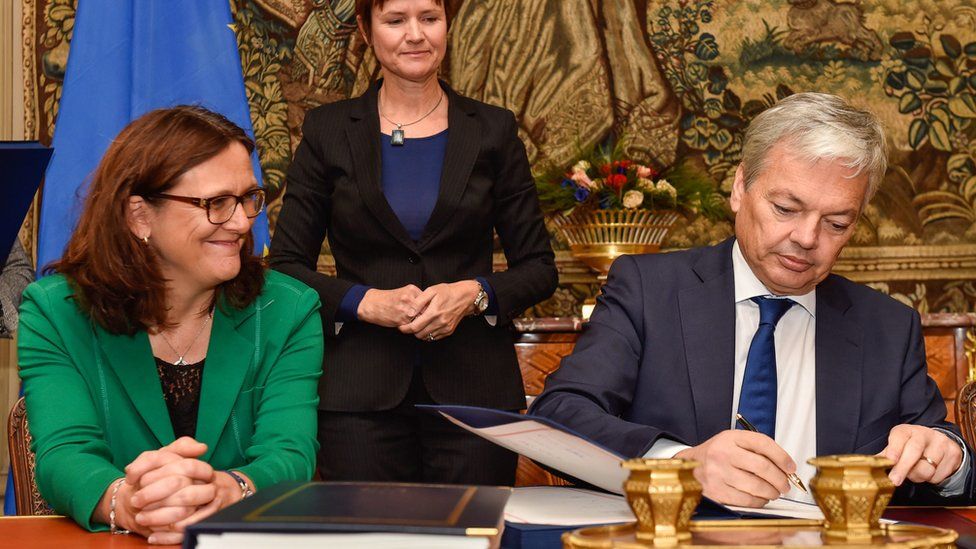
[{"left": 645, "top": 241, "right": 967, "bottom": 500}]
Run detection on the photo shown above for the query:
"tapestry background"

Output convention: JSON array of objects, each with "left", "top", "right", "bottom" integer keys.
[{"left": 22, "top": 0, "right": 976, "bottom": 316}]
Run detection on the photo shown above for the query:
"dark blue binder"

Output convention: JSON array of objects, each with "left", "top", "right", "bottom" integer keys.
[{"left": 0, "top": 142, "right": 52, "bottom": 266}]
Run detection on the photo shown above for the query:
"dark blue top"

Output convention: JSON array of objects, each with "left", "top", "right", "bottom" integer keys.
[
  {"left": 381, "top": 129, "right": 448, "bottom": 240},
  {"left": 337, "top": 130, "right": 496, "bottom": 322}
]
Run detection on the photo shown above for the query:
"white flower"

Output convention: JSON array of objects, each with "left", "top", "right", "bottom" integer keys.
[
  {"left": 623, "top": 190, "right": 644, "bottom": 209},
  {"left": 655, "top": 179, "right": 677, "bottom": 198},
  {"left": 637, "top": 177, "right": 655, "bottom": 191}
]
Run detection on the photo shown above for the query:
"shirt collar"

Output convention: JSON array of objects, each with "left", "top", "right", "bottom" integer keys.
[{"left": 732, "top": 240, "right": 816, "bottom": 317}]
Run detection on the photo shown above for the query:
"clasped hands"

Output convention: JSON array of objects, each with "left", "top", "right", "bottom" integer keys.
[
  {"left": 98, "top": 437, "right": 247, "bottom": 544},
  {"left": 674, "top": 424, "right": 963, "bottom": 508},
  {"left": 357, "top": 280, "right": 481, "bottom": 341}
]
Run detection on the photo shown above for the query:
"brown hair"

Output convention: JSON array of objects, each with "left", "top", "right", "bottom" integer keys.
[
  {"left": 49, "top": 105, "right": 265, "bottom": 335},
  {"left": 356, "top": 0, "right": 453, "bottom": 40}
]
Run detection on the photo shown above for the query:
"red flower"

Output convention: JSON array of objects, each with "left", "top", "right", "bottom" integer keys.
[
  {"left": 599, "top": 163, "right": 613, "bottom": 176},
  {"left": 605, "top": 173, "right": 628, "bottom": 190}
]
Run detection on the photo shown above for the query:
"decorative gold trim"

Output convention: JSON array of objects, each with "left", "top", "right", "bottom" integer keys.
[
  {"left": 21, "top": 0, "right": 35, "bottom": 141},
  {"left": 966, "top": 327, "right": 976, "bottom": 384},
  {"left": 562, "top": 521, "right": 957, "bottom": 548},
  {"left": 19, "top": 0, "right": 39, "bottom": 263},
  {"left": 464, "top": 528, "right": 500, "bottom": 536},
  {"left": 521, "top": 245, "right": 976, "bottom": 285},
  {"left": 833, "top": 244, "right": 976, "bottom": 283}
]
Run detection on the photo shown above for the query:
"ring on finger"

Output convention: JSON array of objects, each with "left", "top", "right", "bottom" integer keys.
[
  {"left": 921, "top": 456, "right": 937, "bottom": 468},
  {"left": 427, "top": 333, "right": 435, "bottom": 342}
]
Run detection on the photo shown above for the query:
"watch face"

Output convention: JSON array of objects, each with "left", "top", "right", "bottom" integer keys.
[{"left": 475, "top": 289, "right": 489, "bottom": 313}]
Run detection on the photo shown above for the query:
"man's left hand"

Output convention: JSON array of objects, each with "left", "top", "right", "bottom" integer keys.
[{"left": 881, "top": 424, "right": 963, "bottom": 486}]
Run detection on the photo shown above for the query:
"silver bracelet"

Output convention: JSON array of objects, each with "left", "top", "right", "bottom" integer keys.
[
  {"left": 224, "top": 470, "right": 254, "bottom": 501},
  {"left": 109, "top": 478, "right": 131, "bottom": 535}
]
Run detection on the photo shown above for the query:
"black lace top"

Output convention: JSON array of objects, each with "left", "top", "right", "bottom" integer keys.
[{"left": 154, "top": 357, "right": 204, "bottom": 439}]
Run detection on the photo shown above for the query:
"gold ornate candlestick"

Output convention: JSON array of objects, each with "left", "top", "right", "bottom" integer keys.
[
  {"left": 621, "top": 458, "right": 702, "bottom": 546},
  {"left": 807, "top": 454, "right": 895, "bottom": 541},
  {"left": 563, "top": 454, "right": 955, "bottom": 548}
]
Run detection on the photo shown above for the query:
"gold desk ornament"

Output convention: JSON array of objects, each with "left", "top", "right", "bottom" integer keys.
[
  {"left": 807, "top": 454, "right": 895, "bottom": 542},
  {"left": 549, "top": 209, "right": 680, "bottom": 276},
  {"left": 549, "top": 209, "right": 679, "bottom": 318},
  {"left": 562, "top": 453, "right": 956, "bottom": 548},
  {"left": 621, "top": 458, "right": 702, "bottom": 546}
]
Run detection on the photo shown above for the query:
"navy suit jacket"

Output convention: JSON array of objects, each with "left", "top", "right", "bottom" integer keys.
[{"left": 530, "top": 238, "right": 975, "bottom": 504}]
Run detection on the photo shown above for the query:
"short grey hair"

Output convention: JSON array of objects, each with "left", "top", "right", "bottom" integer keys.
[{"left": 740, "top": 92, "right": 888, "bottom": 206}]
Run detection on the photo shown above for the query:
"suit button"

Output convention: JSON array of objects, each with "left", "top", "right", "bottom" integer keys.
[{"left": 408, "top": 254, "right": 420, "bottom": 264}]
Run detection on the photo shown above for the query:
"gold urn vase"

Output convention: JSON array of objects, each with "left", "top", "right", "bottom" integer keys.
[
  {"left": 621, "top": 458, "right": 702, "bottom": 546},
  {"left": 807, "top": 454, "right": 896, "bottom": 541},
  {"left": 550, "top": 209, "right": 680, "bottom": 276}
]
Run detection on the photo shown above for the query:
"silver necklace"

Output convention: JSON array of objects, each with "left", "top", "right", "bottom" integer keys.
[
  {"left": 379, "top": 89, "right": 444, "bottom": 146},
  {"left": 159, "top": 312, "right": 212, "bottom": 366}
]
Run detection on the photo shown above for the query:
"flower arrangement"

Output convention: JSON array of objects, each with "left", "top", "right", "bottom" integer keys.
[{"left": 535, "top": 140, "right": 726, "bottom": 220}]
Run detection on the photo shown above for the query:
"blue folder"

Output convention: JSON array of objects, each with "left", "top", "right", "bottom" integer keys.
[{"left": 0, "top": 142, "right": 52, "bottom": 265}]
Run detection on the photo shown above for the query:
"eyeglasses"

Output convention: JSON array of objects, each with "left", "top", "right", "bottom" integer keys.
[{"left": 150, "top": 188, "right": 266, "bottom": 225}]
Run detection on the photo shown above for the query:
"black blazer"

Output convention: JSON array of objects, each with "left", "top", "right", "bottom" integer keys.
[{"left": 270, "top": 80, "right": 558, "bottom": 412}]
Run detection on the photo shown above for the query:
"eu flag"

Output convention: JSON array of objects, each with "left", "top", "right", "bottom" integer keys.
[{"left": 36, "top": 0, "right": 271, "bottom": 272}]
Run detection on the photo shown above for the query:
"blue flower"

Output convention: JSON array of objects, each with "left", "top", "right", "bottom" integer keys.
[
  {"left": 561, "top": 178, "right": 575, "bottom": 188},
  {"left": 574, "top": 187, "right": 590, "bottom": 202}
]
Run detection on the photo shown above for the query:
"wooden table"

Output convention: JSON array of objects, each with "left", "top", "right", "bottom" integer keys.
[
  {"left": 0, "top": 515, "right": 178, "bottom": 548},
  {"left": 4, "top": 509, "right": 976, "bottom": 548}
]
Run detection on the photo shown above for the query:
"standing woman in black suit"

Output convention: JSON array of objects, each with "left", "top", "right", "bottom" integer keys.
[{"left": 269, "top": 0, "right": 558, "bottom": 485}]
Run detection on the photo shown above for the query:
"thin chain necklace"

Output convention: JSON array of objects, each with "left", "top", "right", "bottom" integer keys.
[
  {"left": 159, "top": 311, "right": 213, "bottom": 366},
  {"left": 379, "top": 88, "right": 444, "bottom": 146}
]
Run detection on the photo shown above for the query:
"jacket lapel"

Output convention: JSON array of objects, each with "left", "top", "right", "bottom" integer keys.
[
  {"left": 417, "top": 84, "right": 480, "bottom": 249},
  {"left": 815, "top": 276, "right": 863, "bottom": 456},
  {"left": 195, "top": 298, "right": 255, "bottom": 460},
  {"left": 95, "top": 325, "right": 175, "bottom": 446},
  {"left": 346, "top": 80, "right": 419, "bottom": 253},
  {"left": 678, "top": 239, "right": 737, "bottom": 442}
]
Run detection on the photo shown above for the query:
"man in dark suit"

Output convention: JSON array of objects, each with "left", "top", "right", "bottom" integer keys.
[{"left": 531, "top": 92, "right": 973, "bottom": 506}]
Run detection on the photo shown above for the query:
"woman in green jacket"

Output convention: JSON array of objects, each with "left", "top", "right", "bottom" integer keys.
[{"left": 17, "top": 106, "right": 323, "bottom": 544}]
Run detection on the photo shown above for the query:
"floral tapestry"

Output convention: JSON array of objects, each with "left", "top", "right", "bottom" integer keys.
[{"left": 24, "top": 0, "right": 976, "bottom": 316}]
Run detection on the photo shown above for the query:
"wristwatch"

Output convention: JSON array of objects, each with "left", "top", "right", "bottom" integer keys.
[{"left": 473, "top": 284, "right": 489, "bottom": 315}]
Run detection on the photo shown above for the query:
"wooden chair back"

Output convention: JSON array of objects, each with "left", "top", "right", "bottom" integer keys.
[{"left": 7, "top": 396, "right": 54, "bottom": 515}]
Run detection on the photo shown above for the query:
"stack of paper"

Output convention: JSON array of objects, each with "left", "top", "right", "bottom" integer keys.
[{"left": 504, "top": 487, "right": 634, "bottom": 525}]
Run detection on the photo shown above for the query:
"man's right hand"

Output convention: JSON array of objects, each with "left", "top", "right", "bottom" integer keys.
[
  {"left": 674, "top": 430, "right": 794, "bottom": 507},
  {"left": 357, "top": 285, "right": 423, "bottom": 327}
]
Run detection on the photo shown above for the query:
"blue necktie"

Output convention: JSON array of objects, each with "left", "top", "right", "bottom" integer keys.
[{"left": 737, "top": 296, "right": 795, "bottom": 438}]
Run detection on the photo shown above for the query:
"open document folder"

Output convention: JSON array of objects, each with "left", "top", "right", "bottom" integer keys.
[
  {"left": 418, "top": 405, "right": 628, "bottom": 493},
  {"left": 418, "top": 405, "right": 826, "bottom": 521}
]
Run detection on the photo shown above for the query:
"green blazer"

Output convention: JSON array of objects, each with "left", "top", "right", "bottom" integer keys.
[{"left": 17, "top": 270, "right": 323, "bottom": 530}]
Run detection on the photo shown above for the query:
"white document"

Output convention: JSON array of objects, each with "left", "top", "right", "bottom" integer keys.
[
  {"left": 726, "top": 498, "right": 897, "bottom": 524},
  {"left": 725, "top": 498, "right": 825, "bottom": 520},
  {"left": 504, "top": 486, "right": 634, "bottom": 525},
  {"left": 431, "top": 408, "right": 629, "bottom": 495},
  {"left": 195, "top": 532, "right": 489, "bottom": 549},
  {"left": 422, "top": 406, "right": 859, "bottom": 524}
]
